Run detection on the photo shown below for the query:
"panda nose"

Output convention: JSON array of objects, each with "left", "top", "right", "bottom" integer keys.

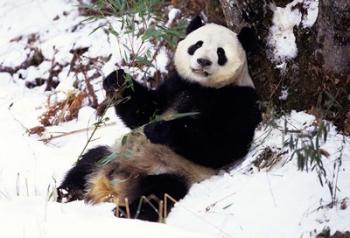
[{"left": 197, "top": 58, "right": 212, "bottom": 67}]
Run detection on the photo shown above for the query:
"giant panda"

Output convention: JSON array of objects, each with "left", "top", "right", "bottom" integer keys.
[{"left": 58, "top": 16, "right": 262, "bottom": 222}]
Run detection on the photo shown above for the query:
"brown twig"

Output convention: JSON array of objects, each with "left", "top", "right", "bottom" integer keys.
[
  {"left": 80, "top": 63, "right": 98, "bottom": 109},
  {"left": 38, "top": 122, "right": 116, "bottom": 143}
]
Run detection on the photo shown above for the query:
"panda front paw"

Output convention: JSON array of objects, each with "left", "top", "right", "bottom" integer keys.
[
  {"left": 144, "top": 121, "right": 170, "bottom": 144},
  {"left": 103, "top": 69, "right": 127, "bottom": 93}
]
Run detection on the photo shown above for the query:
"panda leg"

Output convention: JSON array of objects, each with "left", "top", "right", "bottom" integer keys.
[
  {"left": 117, "top": 174, "right": 189, "bottom": 222},
  {"left": 57, "top": 146, "right": 111, "bottom": 202},
  {"left": 86, "top": 168, "right": 189, "bottom": 221}
]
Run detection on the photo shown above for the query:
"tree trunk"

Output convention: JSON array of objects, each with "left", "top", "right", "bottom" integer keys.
[{"left": 219, "top": 0, "right": 350, "bottom": 131}]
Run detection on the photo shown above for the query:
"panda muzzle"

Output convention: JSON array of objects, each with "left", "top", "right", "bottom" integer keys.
[{"left": 192, "top": 68, "right": 210, "bottom": 77}]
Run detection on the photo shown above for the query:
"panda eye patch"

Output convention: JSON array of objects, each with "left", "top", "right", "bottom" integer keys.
[
  {"left": 217, "top": 47, "right": 227, "bottom": 65},
  {"left": 187, "top": 41, "right": 203, "bottom": 55}
]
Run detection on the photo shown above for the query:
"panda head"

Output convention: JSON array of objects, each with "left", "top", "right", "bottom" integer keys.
[{"left": 174, "top": 16, "right": 256, "bottom": 88}]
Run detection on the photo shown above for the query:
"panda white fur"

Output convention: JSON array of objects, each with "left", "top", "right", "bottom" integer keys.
[{"left": 58, "top": 16, "right": 261, "bottom": 221}]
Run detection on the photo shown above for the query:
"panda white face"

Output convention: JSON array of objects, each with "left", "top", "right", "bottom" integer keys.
[{"left": 174, "top": 23, "right": 254, "bottom": 88}]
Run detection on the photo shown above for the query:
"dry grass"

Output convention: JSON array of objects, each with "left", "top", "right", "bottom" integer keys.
[
  {"left": 39, "top": 91, "right": 87, "bottom": 127},
  {"left": 252, "top": 147, "right": 288, "bottom": 171}
]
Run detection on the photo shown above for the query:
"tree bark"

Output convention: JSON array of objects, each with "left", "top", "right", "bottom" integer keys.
[{"left": 220, "top": 0, "right": 350, "bottom": 130}]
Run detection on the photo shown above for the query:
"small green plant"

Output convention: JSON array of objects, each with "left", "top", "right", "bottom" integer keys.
[
  {"left": 287, "top": 120, "right": 329, "bottom": 174},
  {"left": 285, "top": 118, "right": 344, "bottom": 204},
  {"left": 81, "top": 0, "right": 186, "bottom": 71},
  {"left": 286, "top": 120, "right": 328, "bottom": 181},
  {"left": 328, "top": 134, "right": 345, "bottom": 205}
]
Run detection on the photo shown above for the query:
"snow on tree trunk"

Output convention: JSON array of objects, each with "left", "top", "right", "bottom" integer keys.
[{"left": 219, "top": 0, "right": 350, "bottom": 131}]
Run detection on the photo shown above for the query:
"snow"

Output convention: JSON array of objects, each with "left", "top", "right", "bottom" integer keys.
[
  {"left": 0, "top": 0, "right": 72, "bottom": 44},
  {"left": 0, "top": 43, "right": 29, "bottom": 68},
  {"left": 268, "top": 2, "right": 301, "bottom": 64},
  {"left": 0, "top": 0, "right": 349, "bottom": 238},
  {"left": 279, "top": 87, "right": 289, "bottom": 100},
  {"left": 0, "top": 197, "right": 213, "bottom": 238},
  {"left": 166, "top": 8, "right": 181, "bottom": 27},
  {"left": 167, "top": 111, "right": 350, "bottom": 237},
  {"left": 268, "top": 0, "right": 319, "bottom": 65},
  {"left": 301, "top": 0, "right": 319, "bottom": 28},
  {"left": 155, "top": 47, "right": 169, "bottom": 73}
]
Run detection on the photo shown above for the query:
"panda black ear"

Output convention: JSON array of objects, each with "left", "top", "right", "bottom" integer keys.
[
  {"left": 237, "top": 27, "right": 258, "bottom": 55},
  {"left": 186, "top": 15, "right": 204, "bottom": 35}
]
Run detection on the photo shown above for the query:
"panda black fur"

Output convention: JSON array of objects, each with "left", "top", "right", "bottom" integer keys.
[{"left": 58, "top": 16, "right": 262, "bottom": 221}]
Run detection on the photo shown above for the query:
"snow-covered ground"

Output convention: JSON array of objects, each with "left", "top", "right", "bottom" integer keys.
[{"left": 0, "top": 0, "right": 349, "bottom": 237}]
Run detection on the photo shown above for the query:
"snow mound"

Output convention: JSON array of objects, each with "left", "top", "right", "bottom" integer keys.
[{"left": 168, "top": 111, "right": 350, "bottom": 237}]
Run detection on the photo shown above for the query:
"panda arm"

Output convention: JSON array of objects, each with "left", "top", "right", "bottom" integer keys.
[{"left": 103, "top": 70, "right": 182, "bottom": 129}]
